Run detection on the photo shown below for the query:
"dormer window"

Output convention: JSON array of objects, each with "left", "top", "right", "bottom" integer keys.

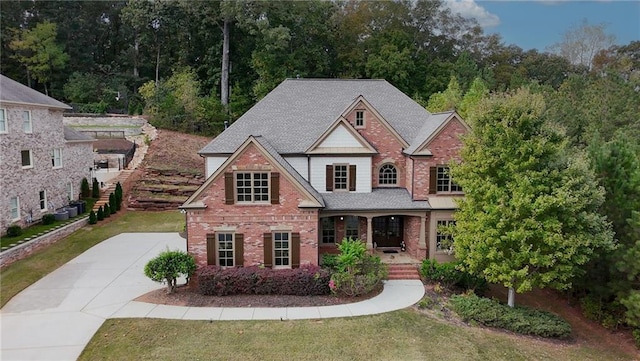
[{"left": 355, "top": 110, "right": 364, "bottom": 128}]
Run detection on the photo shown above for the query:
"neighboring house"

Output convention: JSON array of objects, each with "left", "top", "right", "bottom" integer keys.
[
  {"left": 0, "top": 75, "right": 94, "bottom": 233},
  {"left": 181, "top": 79, "right": 468, "bottom": 269}
]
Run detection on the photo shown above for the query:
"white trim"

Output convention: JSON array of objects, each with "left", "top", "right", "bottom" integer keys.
[
  {"left": 0, "top": 108, "right": 7, "bottom": 134},
  {"left": 234, "top": 171, "right": 270, "bottom": 204},
  {"left": 10, "top": 196, "right": 20, "bottom": 221},
  {"left": 52, "top": 148, "right": 63, "bottom": 169},
  {"left": 22, "top": 110, "right": 32, "bottom": 133},
  {"left": 21, "top": 149, "right": 33, "bottom": 169},
  {"left": 355, "top": 109, "right": 365, "bottom": 128},
  {"left": 216, "top": 232, "right": 235, "bottom": 267},
  {"left": 39, "top": 190, "right": 47, "bottom": 212},
  {"left": 272, "top": 231, "right": 292, "bottom": 269}
]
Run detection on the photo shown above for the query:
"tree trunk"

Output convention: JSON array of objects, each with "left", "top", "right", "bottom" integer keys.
[
  {"left": 155, "top": 43, "right": 160, "bottom": 88},
  {"left": 133, "top": 37, "right": 139, "bottom": 77},
  {"left": 508, "top": 286, "right": 515, "bottom": 307},
  {"left": 221, "top": 18, "right": 230, "bottom": 107}
]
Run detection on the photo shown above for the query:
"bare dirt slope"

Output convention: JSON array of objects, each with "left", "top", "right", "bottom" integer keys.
[{"left": 129, "top": 129, "right": 211, "bottom": 210}]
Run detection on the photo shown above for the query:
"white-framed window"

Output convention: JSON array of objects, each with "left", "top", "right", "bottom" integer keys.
[
  {"left": 39, "top": 190, "right": 47, "bottom": 211},
  {"left": 273, "top": 232, "right": 290, "bottom": 268},
  {"left": 436, "top": 166, "right": 462, "bottom": 192},
  {"left": 345, "top": 216, "right": 359, "bottom": 239},
  {"left": 22, "top": 110, "right": 32, "bottom": 133},
  {"left": 10, "top": 196, "right": 20, "bottom": 220},
  {"left": 52, "top": 148, "right": 62, "bottom": 168},
  {"left": 321, "top": 217, "right": 335, "bottom": 244},
  {"left": 379, "top": 163, "right": 397, "bottom": 186},
  {"left": 355, "top": 110, "right": 365, "bottom": 127},
  {"left": 436, "top": 220, "right": 455, "bottom": 251},
  {"left": 334, "top": 164, "right": 348, "bottom": 190},
  {"left": 217, "top": 233, "right": 235, "bottom": 267},
  {"left": 0, "top": 108, "right": 7, "bottom": 133},
  {"left": 236, "top": 172, "right": 269, "bottom": 203},
  {"left": 21, "top": 150, "right": 33, "bottom": 168}
]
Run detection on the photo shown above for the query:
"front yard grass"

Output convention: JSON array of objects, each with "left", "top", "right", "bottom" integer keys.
[
  {"left": 80, "top": 310, "right": 634, "bottom": 361},
  {"left": 0, "top": 210, "right": 183, "bottom": 307}
]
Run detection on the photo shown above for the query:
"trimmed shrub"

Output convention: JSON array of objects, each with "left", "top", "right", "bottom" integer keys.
[
  {"left": 144, "top": 249, "right": 197, "bottom": 294},
  {"left": 420, "top": 259, "right": 487, "bottom": 294},
  {"left": 81, "top": 177, "right": 91, "bottom": 198},
  {"left": 450, "top": 293, "right": 572, "bottom": 339},
  {"left": 42, "top": 214, "right": 56, "bottom": 225},
  {"left": 97, "top": 206, "right": 104, "bottom": 221},
  {"left": 320, "top": 254, "right": 339, "bottom": 270},
  {"left": 115, "top": 182, "right": 123, "bottom": 210},
  {"left": 109, "top": 193, "right": 116, "bottom": 214},
  {"left": 6, "top": 225, "right": 22, "bottom": 237},
  {"left": 103, "top": 203, "right": 111, "bottom": 217},
  {"left": 197, "top": 265, "right": 331, "bottom": 296},
  {"left": 88, "top": 210, "right": 97, "bottom": 224},
  {"left": 92, "top": 178, "right": 100, "bottom": 198}
]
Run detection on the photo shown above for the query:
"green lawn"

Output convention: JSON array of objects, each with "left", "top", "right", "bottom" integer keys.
[
  {"left": 79, "top": 310, "right": 634, "bottom": 361},
  {"left": 0, "top": 210, "right": 184, "bottom": 307}
]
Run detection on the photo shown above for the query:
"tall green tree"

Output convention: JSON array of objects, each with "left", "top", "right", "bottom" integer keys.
[
  {"left": 450, "top": 88, "right": 613, "bottom": 307},
  {"left": 426, "top": 76, "right": 462, "bottom": 113},
  {"left": 458, "top": 76, "right": 488, "bottom": 120},
  {"left": 9, "top": 21, "right": 68, "bottom": 95}
]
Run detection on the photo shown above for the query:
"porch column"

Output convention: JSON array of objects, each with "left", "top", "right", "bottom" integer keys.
[
  {"left": 419, "top": 215, "right": 426, "bottom": 248},
  {"left": 366, "top": 216, "right": 373, "bottom": 250}
]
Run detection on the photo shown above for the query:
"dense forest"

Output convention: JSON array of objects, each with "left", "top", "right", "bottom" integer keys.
[{"left": 1, "top": 0, "right": 638, "bottom": 339}]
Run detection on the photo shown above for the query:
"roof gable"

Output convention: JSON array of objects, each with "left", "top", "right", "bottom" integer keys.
[
  {"left": 306, "top": 117, "right": 377, "bottom": 154},
  {"left": 407, "top": 111, "right": 470, "bottom": 155},
  {"left": 341, "top": 96, "right": 409, "bottom": 148},
  {"left": 0, "top": 75, "right": 71, "bottom": 110},
  {"left": 182, "top": 136, "right": 324, "bottom": 209}
]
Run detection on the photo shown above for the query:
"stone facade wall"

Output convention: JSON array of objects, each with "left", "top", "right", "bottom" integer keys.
[
  {"left": 186, "top": 143, "right": 320, "bottom": 268},
  {"left": 1, "top": 104, "right": 93, "bottom": 233}
]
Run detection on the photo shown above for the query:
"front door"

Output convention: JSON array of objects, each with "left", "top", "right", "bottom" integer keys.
[{"left": 373, "top": 216, "right": 403, "bottom": 248}]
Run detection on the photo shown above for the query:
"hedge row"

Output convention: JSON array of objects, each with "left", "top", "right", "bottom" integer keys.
[
  {"left": 197, "top": 265, "right": 331, "bottom": 296},
  {"left": 450, "top": 293, "right": 572, "bottom": 339},
  {"left": 420, "top": 259, "right": 488, "bottom": 294}
]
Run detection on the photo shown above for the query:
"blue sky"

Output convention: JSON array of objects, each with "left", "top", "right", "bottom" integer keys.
[{"left": 444, "top": 0, "right": 640, "bottom": 51}]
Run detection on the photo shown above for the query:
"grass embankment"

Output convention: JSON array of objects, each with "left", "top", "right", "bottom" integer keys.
[
  {"left": 0, "top": 210, "right": 183, "bottom": 307},
  {"left": 80, "top": 310, "right": 633, "bottom": 361}
]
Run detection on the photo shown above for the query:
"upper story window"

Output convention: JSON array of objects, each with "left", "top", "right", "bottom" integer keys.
[
  {"left": 436, "top": 166, "right": 462, "bottom": 192},
  {"left": 236, "top": 172, "right": 269, "bottom": 203},
  {"left": 326, "top": 164, "right": 356, "bottom": 192},
  {"left": 21, "top": 150, "right": 33, "bottom": 168},
  {"left": 355, "top": 110, "right": 365, "bottom": 128},
  {"left": 321, "top": 217, "right": 335, "bottom": 244},
  {"left": 378, "top": 164, "right": 397, "bottom": 186},
  {"left": 436, "top": 220, "right": 455, "bottom": 252},
  {"left": 39, "top": 190, "right": 47, "bottom": 211},
  {"left": 22, "top": 110, "right": 32, "bottom": 133},
  {"left": 0, "top": 108, "right": 6, "bottom": 133},
  {"left": 10, "top": 196, "right": 20, "bottom": 220},
  {"left": 52, "top": 148, "right": 62, "bottom": 168}
]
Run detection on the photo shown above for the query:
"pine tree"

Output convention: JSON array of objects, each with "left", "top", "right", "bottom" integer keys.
[
  {"left": 97, "top": 206, "right": 104, "bottom": 221},
  {"left": 109, "top": 193, "right": 117, "bottom": 214},
  {"left": 104, "top": 203, "right": 111, "bottom": 217},
  {"left": 88, "top": 210, "right": 97, "bottom": 224},
  {"left": 81, "top": 178, "right": 90, "bottom": 198},
  {"left": 92, "top": 178, "right": 100, "bottom": 198}
]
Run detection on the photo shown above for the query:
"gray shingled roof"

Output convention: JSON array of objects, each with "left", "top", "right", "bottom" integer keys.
[
  {"left": 200, "top": 79, "right": 436, "bottom": 155},
  {"left": 0, "top": 75, "right": 71, "bottom": 109},
  {"left": 63, "top": 126, "right": 94, "bottom": 142},
  {"left": 253, "top": 136, "right": 324, "bottom": 207},
  {"left": 404, "top": 111, "right": 454, "bottom": 155},
  {"left": 321, "top": 188, "right": 430, "bottom": 211}
]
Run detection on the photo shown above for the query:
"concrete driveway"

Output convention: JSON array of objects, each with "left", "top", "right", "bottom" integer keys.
[{"left": 1, "top": 233, "right": 185, "bottom": 361}]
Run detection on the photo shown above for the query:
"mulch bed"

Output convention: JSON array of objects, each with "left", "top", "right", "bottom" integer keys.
[{"left": 135, "top": 284, "right": 383, "bottom": 308}]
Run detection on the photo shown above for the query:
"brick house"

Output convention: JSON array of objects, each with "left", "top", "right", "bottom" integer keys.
[
  {"left": 0, "top": 75, "right": 94, "bottom": 233},
  {"left": 181, "top": 79, "right": 468, "bottom": 269}
]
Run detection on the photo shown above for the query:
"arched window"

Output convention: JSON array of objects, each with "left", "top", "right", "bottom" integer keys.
[{"left": 378, "top": 164, "right": 397, "bottom": 185}]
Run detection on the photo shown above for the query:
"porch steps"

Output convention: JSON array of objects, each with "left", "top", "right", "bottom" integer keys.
[{"left": 387, "top": 263, "right": 421, "bottom": 280}]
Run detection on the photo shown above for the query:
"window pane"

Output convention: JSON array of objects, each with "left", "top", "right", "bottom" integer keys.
[
  {"left": 23, "top": 111, "right": 31, "bottom": 132},
  {"left": 379, "top": 164, "right": 397, "bottom": 185},
  {"left": 0, "top": 109, "right": 6, "bottom": 132},
  {"left": 217, "top": 233, "right": 234, "bottom": 267},
  {"left": 21, "top": 150, "right": 31, "bottom": 167},
  {"left": 334, "top": 165, "right": 348, "bottom": 190}
]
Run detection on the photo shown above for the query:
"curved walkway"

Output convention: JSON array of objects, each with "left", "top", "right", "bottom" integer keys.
[{"left": 1, "top": 233, "right": 425, "bottom": 361}]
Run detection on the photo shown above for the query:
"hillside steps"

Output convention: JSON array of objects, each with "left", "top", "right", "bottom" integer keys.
[
  {"left": 92, "top": 170, "right": 135, "bottom": 212},
  {"left": 387, "top": 263, "right": 421, "bottom": 280}
]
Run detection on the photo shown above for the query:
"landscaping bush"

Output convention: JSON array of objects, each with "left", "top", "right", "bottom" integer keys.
[
  {"left": 92, "top": 178, "right": 100, "bottom": 198},
  {"left": 329, "top": 238, "right": 387, "bottom": 297},
  {"left": 115, "top": 182, "right": 123, "bottom": 210},
  {"left": 81, "top": 177, "right": 91, "bottom": 198},
  {"left": 320, "top": 254, "right": 339, "bottom": 270},
  {"left": 88, "top": 210, "right": 97, "bottom": 224},
  {"left": 633, "top": 329, "right": 640, "bottom": 349},
  {"left": 450, "top": 293, "right": 572, "bottom": 338},
  {"left": 97, "top": 206, "right": 104, "bottom": 221},
  {"left": 420, "top": 259, "right": 487, "bottom": 294},
  {"left": 42, "top": 214, "right": 56, "bottom": 225},
  {"left": 197, "top": 265, "right": 331, "bottom": 296},
  {"left": 144, "top": 249, "right": 197, "bottom": 294},
  {"left": 109, "top": 193, "right": 116, "bottom": 214},
  {"left": 6, "top": 225, "right": 22, "bottom": 237},
  {"left": 103, "top": 203, "right": 111, "bottom": 217},
  {"left": 579, "top": 294, "right": 625, "bottom": 330}
]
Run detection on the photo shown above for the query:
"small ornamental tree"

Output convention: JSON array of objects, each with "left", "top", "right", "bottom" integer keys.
[
  {"left": 97, "top": 206, "right": 104, "bottom": 221},
  {"left": 103, "top": 203, "right": 111, "bottom": 217},
  {"left": 81, "top": 177, "right": 90, "bottom": 198},
  {"left": 109, "top": 193, "right": 117, "bottom": 213},
  {"left": 115, "top": 182, "right": 123, "bottom": 210},
  {"left": 144, "top": 249, "right": 197, "bottom": 294},
  {"left": 92, "top": 178, "right": 100, "bottom": 198},
  {"left": 88, "top": 210, "right": 97, "bottom": 224}
]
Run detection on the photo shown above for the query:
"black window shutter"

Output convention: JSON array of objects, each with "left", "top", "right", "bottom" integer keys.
[
  {"left": 291, "top": 232, "right": 300, "bottom": 268},
  {"left": 224, "top": 173, "right": 234, "bottom": 204},
  {"left": 326, "top": 165, "right": 333, "bottom": 191},
  {"left": 270, "top": 172, "right": 280, "bottom": 204},
  {"left": 263, "top": 233, "right": 273, "bottom": 268},
  {"left": 349, "top": 165, "right": 357, "bottom": 191},
  {"left": 429, "top": 167, "right": 437, "bottom": 194},
  {"left": 206, "top": 233, "right": 217, "bottom": 265},
  {"left": 234, "top": 234, "right": 244, "bottom": 266}
]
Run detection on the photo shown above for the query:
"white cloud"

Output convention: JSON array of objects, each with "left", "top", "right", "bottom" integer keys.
[{"left": 443, "top": 0, "right": 501, "bottom": 28}]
